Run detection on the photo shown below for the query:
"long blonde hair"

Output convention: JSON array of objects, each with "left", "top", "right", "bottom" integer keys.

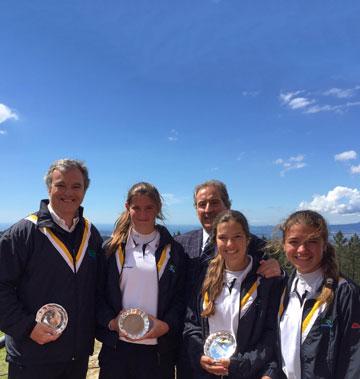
[
  {"left": 281, "top": 210, "right": 339, "bottom": 305},
  {"left": 201, "top": 210, "right": 250, "bottom": 317},
  {"left": 105, "top": 182, "right": 164, "bottom": 255}
]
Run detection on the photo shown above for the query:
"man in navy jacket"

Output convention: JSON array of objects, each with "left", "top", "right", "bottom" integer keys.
[
  {"left": 175, "top": 180, "right": 281, "bottom": 379},
  {"left": 0, "top": 159, "right": 104, "bottom": 379}
]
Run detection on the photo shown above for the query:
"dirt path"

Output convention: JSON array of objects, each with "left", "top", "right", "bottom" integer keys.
[{"left": 86, "top": 340, "right": 101, "bottom": 379}]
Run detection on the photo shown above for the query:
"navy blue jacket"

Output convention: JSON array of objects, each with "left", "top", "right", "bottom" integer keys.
[
  {"left": 183, "top": 255, "right": 282, "bottom": 379},
  {"left": 0, "top": 200, "right": 104, "bottom": 365},
  {"left": 96, "top": 225, "right": 187, "bottom": 356},
  {"left": 274, "top": 271, "right": 360, "bottom": 379}
]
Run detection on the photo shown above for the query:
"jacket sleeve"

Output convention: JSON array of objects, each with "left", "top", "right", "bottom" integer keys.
[
  {"left": 95, "top": 251, "right": 121, "bottom": 329},
  {"left": 228, "top": 278, "right": 283, "bottom": 378},
  {"left": 0, "top": 222, "right": 37, "bottom": 339},
  {"left": 182, "top": 266, "right": 212, "bottom": 379},
  {"left": 335, "top": 280, "right": 360, "bottom": 379},
  {"left": 160, "top": 243, "right": 187, "bottom": 338}
]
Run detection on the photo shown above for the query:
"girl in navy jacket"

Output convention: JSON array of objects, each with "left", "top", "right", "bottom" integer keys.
[
  {"left": 96, "top": 182, "right": 186, "bottom": 379},
  {"left": 183, "top": 210, "right": 281, "bottom": 378},
  {"left": 274, "top": 210, "right": 360, "bottom": 379}
]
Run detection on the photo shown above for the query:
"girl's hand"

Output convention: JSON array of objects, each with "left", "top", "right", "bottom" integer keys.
[
  {"left": 138, "top": 314, "right": 169, "bottom": 340},
  {"left": 200, "top": 355, "right": 229, "bottom": 376},
  {"left": 108, "top": 315, "right": 129, "bottom": 338}
]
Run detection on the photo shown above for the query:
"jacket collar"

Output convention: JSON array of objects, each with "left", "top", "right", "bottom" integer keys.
[{"left": 36, "top": 199, "right": 84, "bottom": 231}]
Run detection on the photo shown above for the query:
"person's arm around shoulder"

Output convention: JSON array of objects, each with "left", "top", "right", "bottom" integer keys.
[{"left": 248, "top": 234, "right": 282, "bottom": 279}]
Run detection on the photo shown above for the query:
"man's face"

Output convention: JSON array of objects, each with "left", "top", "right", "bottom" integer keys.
[
  {"left": 195, "top": 185, "right": 228, "bottom": 233},
  {"left": 48, "top": 168, "right": 86, "bottom": 221}
]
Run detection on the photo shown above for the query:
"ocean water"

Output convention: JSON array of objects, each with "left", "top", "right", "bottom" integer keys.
[{"left": 1, "top": 222, "right": 359, "bottom": 240}]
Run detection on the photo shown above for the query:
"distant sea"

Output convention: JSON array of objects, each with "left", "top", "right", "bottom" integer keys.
[{"left": 1, "top": 222, "right": 360, "bottom": 240}]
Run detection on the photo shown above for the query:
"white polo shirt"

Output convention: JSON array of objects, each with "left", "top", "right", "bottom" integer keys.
[
  {"left": 209, "top": 256, "right": 253, "bottom": 337},
  {"left": 120, "top": 228, "right": 160, "bottom": 345},
  {"left": 280, "top": 269, "right": 324, "bottom": 379}
]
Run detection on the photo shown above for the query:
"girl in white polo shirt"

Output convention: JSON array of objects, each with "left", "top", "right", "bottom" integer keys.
[
  {"left": 184, "top": 210, "right": 281, "bottom": 378},
  {"left": 275, "top": 210, "right": 360, "bottom": 379},
  {"left": 96, "top": 182, "right": 186, "bottom": 379}
]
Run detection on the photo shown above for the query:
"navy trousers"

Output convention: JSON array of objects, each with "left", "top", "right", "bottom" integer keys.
[
  {"left": 99, "top": 340, "right": 175, "bottom": 379},
  {"left": 8, "top": 357, "right": 89, "bottom": 379}
]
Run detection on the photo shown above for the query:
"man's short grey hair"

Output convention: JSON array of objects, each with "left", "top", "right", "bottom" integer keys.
[
  {"left": 44, "top": 159, "right": 90, "bottom": 191},
  {"left": 193, "top": 180, "right": 231, "bottom": 209}
]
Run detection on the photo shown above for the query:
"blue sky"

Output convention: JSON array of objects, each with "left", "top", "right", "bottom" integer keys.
[{"left": 1, "top": 0, "right": 360, "bottom": 227}]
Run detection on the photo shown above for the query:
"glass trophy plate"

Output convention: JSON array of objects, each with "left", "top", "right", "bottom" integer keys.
[
  {"left": 118, "top": 308, "right": 150, "bottom": 340},
  {"left": 204, "top": 331, "right": 236, "bottom": 360},
  {"left": 35, "top": 303, "right": 68, "bottom": 334}
]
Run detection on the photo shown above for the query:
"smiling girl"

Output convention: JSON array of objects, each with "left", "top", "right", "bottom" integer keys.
[
  {"left": 183, "top": 210, "right": 281, "bottom": 378},
  {"left": 275, "top": 210, "right": 360, "bottom": 379},
  {"left": 96, "top": 182, "right": 186, "bottom": 379}
]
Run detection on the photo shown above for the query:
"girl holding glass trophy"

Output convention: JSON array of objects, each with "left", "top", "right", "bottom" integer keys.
[
  {"left": 183, "top": 210, "right": 281, "bottom": 378},
  {"left": 96, "top": 182, "right": 186, "bottom": 379}
]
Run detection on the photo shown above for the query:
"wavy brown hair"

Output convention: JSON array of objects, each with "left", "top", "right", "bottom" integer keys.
[
  {"left": 281, "top": 210, "right": 339, "bottom": 305},
  {"left": 201, "top": 210, "right": 250, "bottom": 317},
  {"left": 105, "top": 182, "right": 164, "bottom": 255}
]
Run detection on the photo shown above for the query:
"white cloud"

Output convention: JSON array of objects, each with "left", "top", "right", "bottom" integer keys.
[
  {"left": 299, "top": 186, "right": 360, "bottom": 215},
  {"left": 279, "top": 91, "right": 314, "bottom": 110},
  {"left": 274, "top": 154, "right": 306, "bottom": 176},
  {"left": 279, "top": 91, "right": 302, "bottom": 104},
  {"left": 0, "top": 130, "right": 7, "bottom": 135},
  {"left": 350, "top": 165, "right": 360, "bottom": 174},
  {"left": 168, "top": 129, "right": 178, "bottom": 142},
  {"left": 0, "top": 103, "right": 18, "bottom": 124},
  {"left": 279, "top": 86, "right": 360, "bottom": 115},
  {"left": 334, "top": 150, "right": 357, "bottom": 161},
  {"left": 242, "top": 91, "right": 260, "bottom": 97},
  {"left": 305, "top": 102, "right": 360, "bottom": 114},
  {"left": 289, "top": 97, "right": 313, "bottom": 109},
  {"left": 161, "top": 193, "right": 182, "bottom": 205},
  {"left": 323, "top": 86, "right": 360, "bottom": 99},
  {"left": 305, "top": 104, "right": 339, "bottom": 114}
]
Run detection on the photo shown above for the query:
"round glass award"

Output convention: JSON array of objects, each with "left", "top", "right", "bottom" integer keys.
[
  {"left": 118, "top": 308, "right": 151, "bottom": 340},
  {"left": 35, "top": 303, "right": 68, "bottom": 334},
  {"left": 204, "top": 331, "right": 236, "bottom": 360}
]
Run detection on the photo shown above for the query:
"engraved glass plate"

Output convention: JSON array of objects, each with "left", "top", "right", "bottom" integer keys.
[
  {"left": 35, "top": 303, "right": 68, "bottom": 334},
  {"left": 118, "top": 308, "right": 150, "bottom": 340},
  {"left": 204, "top": 331, "right": 236, "bottom": 360}
]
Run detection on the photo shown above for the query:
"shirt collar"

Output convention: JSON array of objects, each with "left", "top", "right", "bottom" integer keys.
[
  {"left": 47, "top": 203, "right": 79, "bottom": 233},
  {"left": 202, "top": 229, "right": 210, "bottom": 250},
  {"left": 291, "top": 268, "right": 324, "bottom": 296},
  {"left": 127, "top": 227, "right": 160, "bottom": 251}
]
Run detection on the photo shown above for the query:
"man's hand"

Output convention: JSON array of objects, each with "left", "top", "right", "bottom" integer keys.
[
  {"left": 257, "top": 258, "right": 281, "bottom": 279},
  {"left": 200, "top": 355, "right": 229, "bottom": 376},
  {"left": 30, "top": 322, "right": 60, "bottom": 345}
]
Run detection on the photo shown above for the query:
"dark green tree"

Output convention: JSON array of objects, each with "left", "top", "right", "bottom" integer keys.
[{"left": 348, "top": 234, "right": 360, "bottom": 284}]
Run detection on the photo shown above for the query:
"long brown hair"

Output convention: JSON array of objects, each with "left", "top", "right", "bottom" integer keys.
[
  {"left": 281, "top": 210, "right": 339, "bottom": 305},
  {"left": 201, "top": 210, "right": 250, "bottom": 317},
  {"left": 105, "top": 182, "right": 164, "bottom": 255}
]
